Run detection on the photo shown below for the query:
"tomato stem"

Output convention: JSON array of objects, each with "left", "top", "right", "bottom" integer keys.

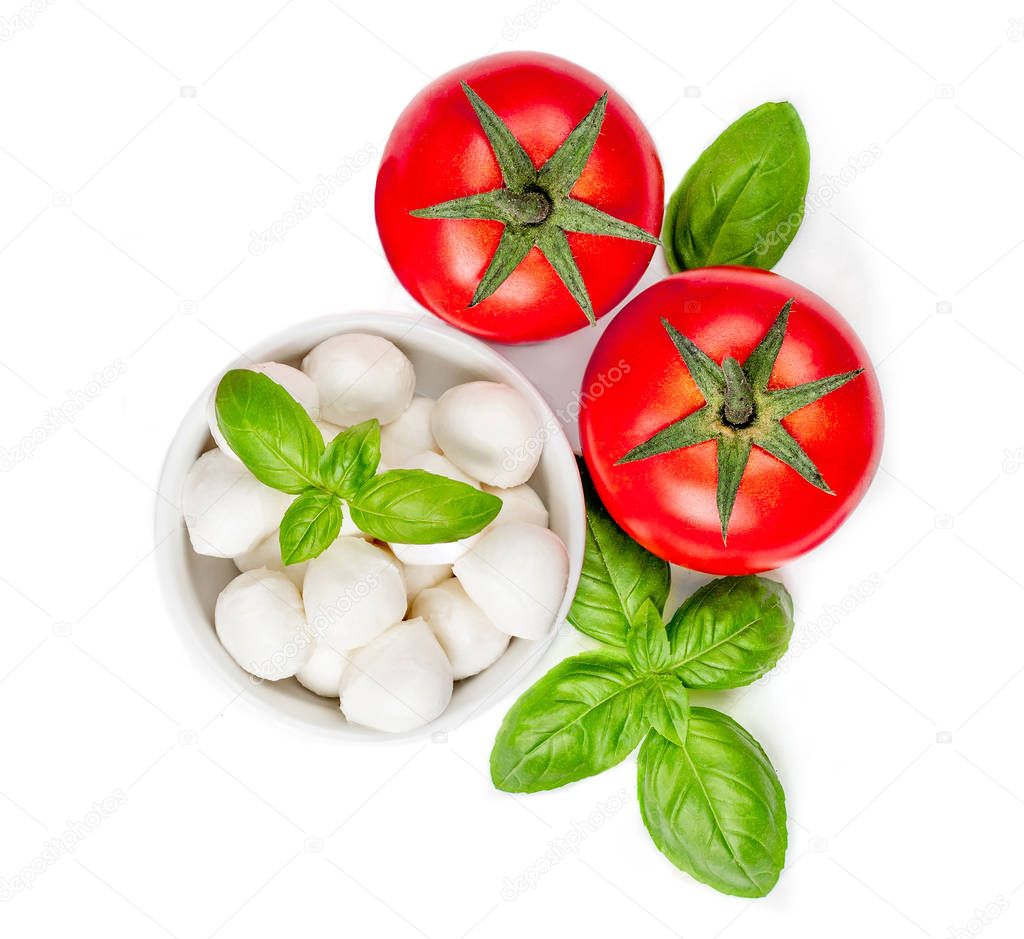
[
  {"left": 509, "top": 187, "right": 552, "bottom": 226},
  {"left": 722, "top": 356, "right": 754, "bottom": 426}
]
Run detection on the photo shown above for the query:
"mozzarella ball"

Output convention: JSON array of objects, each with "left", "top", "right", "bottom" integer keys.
[
  {"left": 208, "top": 362, "right": 319, "bottom": 460},
  {"left": 380, "top": 396, "right": 438, "bottom": 466},
  {"left": 412, "top": 579, "right": 509, "bottom": 679},
  {"left": 303, "top": 537, "right": 406, "bottom": 651},
  {"left": 377, "top": 544, "right": 405, "bottom": 578},
  {"left": 252, "top": 362, "right": 320, "bottom": 414},
  {"left": 431, "top": 381, "right": 541, "bottom": 487},
  {"left": 215, "top": 569, "right": 310, "bottom": 680},
  {"left": 296, "top": 641, "right": 349, "bottom": 697},
  {"left": 378, "top": 545, "right": 450, "bottom": 608},
  {"left": 400, "top": 451, "right": 478, "bottom": 486},
  {"left": 234, "top": 529, "right": 307, "bottom": 588},
  {"left": 302, "top": 333, "right": 415, "bottom": 426},
  {"left": 315, "top": 420, "right": 345, "bottom": 444},
  {"left": 402, "top": 564, "right": 452, "bottom": 605},
  {"left": 388, "top": 453, "right": 481, "bottom": 566},
  {"left": 390, "top": 538, "right": 475, "bottom": 567},
  {"left": 483, "top": 483, "right": 548, "bottom": 530},
  {"left": 454, "top": 522, "right": 568, "bottom": 640},
  {"left": 183, "top": 449, "right": 291, "bottom": 557},
  {"left": 340, "top": 617, "right": 453, "bottom": 732}
]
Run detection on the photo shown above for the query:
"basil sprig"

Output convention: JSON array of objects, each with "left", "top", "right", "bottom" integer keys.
[
  {"left": 568, "top": 459, "right": 670, "bottom": 646},
  {"left": 319, "top": 417, "right": 381, "bottom": 500},
  {"left": 215, "top": 370, "right": 501, "bottom": 564},
  {"left": 490, "top": 651, "right": 650, "bottom": 792},
  {"left": 663, "top": 101, "right": 810, "bottom": 273},
  {"left": 638, "top": 708, "right": 787, "bottom": 897},
  {"left": 666, "top": 576, "right": 793, "bottom": 688},
  {"left": 348, "top": 469, "right": 502, "bottom": 544},
  {"left": 279, "top": 490, "right": 343, "bottom": 566},
  {"left": 215, "top": 368, "right": 324, "bottom": 493},
  {"left": 491, "top": 479, "right": 794, "bottom": 898}
]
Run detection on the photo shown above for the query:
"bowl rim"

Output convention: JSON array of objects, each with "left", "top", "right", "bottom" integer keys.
[{"left": 154, "top": 310, "right": 585, "bottom": 744}]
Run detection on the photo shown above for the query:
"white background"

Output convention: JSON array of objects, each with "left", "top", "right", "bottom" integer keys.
[{"left": 1, "top": 1, "right": 1022, "bottom": 936}]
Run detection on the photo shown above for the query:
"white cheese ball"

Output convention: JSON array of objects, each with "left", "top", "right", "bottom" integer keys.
[
  {"left": 296, "top": 641, "right": 349, "bottom": 697},
  {"left": 377, "top": 543, "right": 405, "bottom": 579},
  {"left": 234, "top": 529, "right": 307, "bottom": 588},
  {"left": 388, "top": 453, "right": 482, "bottom": 566},
  {"left": 208, "top": 362, "right": 319, "bottom": 461},
  {"left": 454, "top": 522, "right": 568, "bottom": 640},
  {"left": 340, "top": 617, "right": 453, "bottom": 732},
  {"left": 403, "top": 564, "right": 452, "bottom": 606},
  {"left": 412, "top": 579, "right": 509, "bottom": 680},
  {"left": 431, "top": 381, "right": 541, "bottom": 488},
  {"left": 483, "top": 483, "right": 548, "bottom": 530},
  {"left": 380, "top": 396, "right": 438, "bottom": 466},
  {"left": 303, "top": 537, "right": 407, "bottom": 651},
  {"left": 302, "top": 333, "right": 415, "bottom": 426},
  {"left": 215, "top": 569, "right": 310, "bottom": 680},
  {"left": 377, "top": 545, "right": 449, "bottom": 608},
  {"left": 399, "top": 451, "right": 477, "bottom": 486},
  {"left": 183, "top": 449, "right": 292, "bottom": 557}
]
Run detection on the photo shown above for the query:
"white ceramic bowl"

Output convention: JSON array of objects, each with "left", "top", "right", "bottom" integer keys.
[{"left": 155, "top": 312, "right": 585, "bottom": 741}]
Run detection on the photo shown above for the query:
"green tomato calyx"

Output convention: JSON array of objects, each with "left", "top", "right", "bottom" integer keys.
[
  {"left": 616, "top": 299, "right": 864, "bottom": 544},
  {"left": 410, "top": 81, "right": 659, "bottom": 325}
]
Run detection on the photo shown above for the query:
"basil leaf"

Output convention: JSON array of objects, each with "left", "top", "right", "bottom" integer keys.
[
  {"left": 666, "top": 576, "right": 793, "bottom": 689},
  {"left": 348, "top": 469, "right": 501, "bottom": 544},
  {"left": 626, "top": 599, "right": 671, "bottom": 674},
  {"left": 644, "top": 675, "right": 689, "bottom": 747},
  {"left": 319, "top": 419, "right": 380, "bottom": 499},
  {"left": 279, "top": 490, "right": 342, "bottom": 565},
  {"left": 637, "top": 708, "right": 787, "bottom": 897},
  {"left": 664, "top": 101, "right": 810, "bottom": 272},
  {"left": 568, "top": 459, "right": 670, "bottom": 646},
  {"left": 490, "top": 651, "right": 648, "bottom": 792},
  {"left": 215, "top": 369, "right": 324, "bottom": 493}
]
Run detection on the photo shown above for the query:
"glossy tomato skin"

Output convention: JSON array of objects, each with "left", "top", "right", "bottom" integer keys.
[
  {"left": 580, "top": 268, "right": 884, "bottom": 574},
  {"left": 375, "top": 52, "right": 663, "bottom": 344}
]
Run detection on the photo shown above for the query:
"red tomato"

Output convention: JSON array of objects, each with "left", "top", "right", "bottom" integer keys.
[
  {"left": 580, "top": 268, "right": 883, "bottom": 574},
  {"left": 375, "top": 52, "right": 663, "bottom": 344}
]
